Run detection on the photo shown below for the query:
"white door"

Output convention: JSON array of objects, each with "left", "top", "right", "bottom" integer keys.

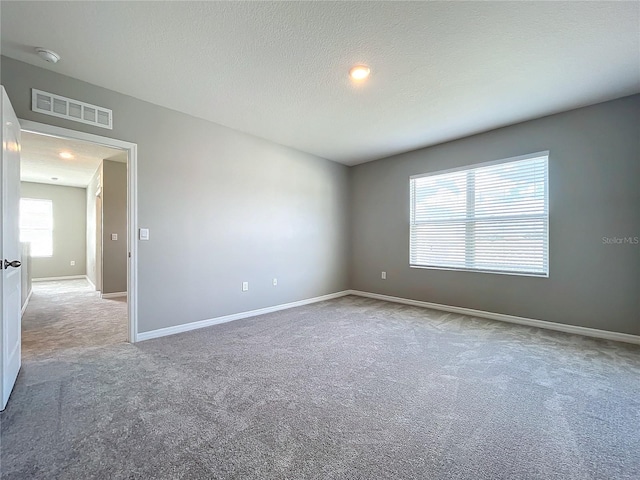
[{"left": 1, "top": 86, "right": 21, "bottom": 410}]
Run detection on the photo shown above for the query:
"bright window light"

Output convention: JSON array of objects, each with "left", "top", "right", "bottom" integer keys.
[
  {"left": 20, "top": 198, "right": 54, "bottom": 257},
  {"left": 410, "top": 152, "right": 549, "bottom": 277}
]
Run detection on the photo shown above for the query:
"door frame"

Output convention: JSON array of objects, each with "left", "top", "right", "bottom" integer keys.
[{"left": 19, "top": 120, "right": 139, "bottom": 343}]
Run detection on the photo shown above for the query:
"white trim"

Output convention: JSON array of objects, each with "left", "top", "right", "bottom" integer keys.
[
  {"left": 20, "top": 287, "right": 33, "bottom": 317},
  {"left": 101, "top": 292, "right": 126, "bottom": 299},
  {"left": 409, "top": 150, "right": 550, "bottom": 180},
  {"left": 137, "top": 291, "right": 351, "bottom": 342},
  {"left": 19, "top": 119, "right": 132, "bottom": 150},
  {"left": 127, "top": 143, "right": 138, "bottom": 342},
  {"left": 85, "top": 275, "right": 96, "bottom": 291},
  {"left": 32, "top": 275, "right": 86, "bottom": 282},
  {"left": 347, "top": 290, "right": 640, "bottom": 345},
  {"left": 409, "top": 264, "right": 548, "bottom": 278},
  {"left": 19, "top": 120, "right": 138, "bottom": 343}
]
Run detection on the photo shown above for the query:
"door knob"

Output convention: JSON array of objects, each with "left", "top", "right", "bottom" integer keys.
[{"left": 3, "top": 259, "right": 21, "bottom": 269}]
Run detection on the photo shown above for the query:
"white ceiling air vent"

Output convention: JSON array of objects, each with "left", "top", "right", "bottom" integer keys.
[{"left": 31, "top": 89, "right": 113, "bottom": 129}]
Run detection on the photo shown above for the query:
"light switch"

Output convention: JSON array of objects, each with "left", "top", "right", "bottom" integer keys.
[
  {"left": 111, "top": 233, "right": 118, "bottom": 241},
  {"left": 139, "top": 228, "right": 149, "bottom": 241}
]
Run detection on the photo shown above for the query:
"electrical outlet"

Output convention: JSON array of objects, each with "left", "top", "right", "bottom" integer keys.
[
  {"left": 242, "top": 281, "right": 249, "bottom": 292},
  {"left": 70, "top": 260, "right": 75, "bottom": 266},
  {"left": 272, "top": 278, "right": 277, "bottom": 286},
  {"left": 381, "top": 271, "right": 387, "bottom": 280}
]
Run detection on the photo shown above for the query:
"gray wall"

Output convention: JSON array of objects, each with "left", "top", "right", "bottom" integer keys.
[
  {"left": 86, "top": 167, "right": 100, "bottom": 290},
  {"left": 6, "top": 56, "right": 636, "bottom": 337},
  {"left": 350, "top": 95, "right": 640, "bottom": 336},
  {"left": 2, "top": 56, "right": 350, "bottom": 333},
  {"left": 20, "top": 181, "right": 87, "bottom": 279},
  {"left": 102, "top": 160, "right": 127, "bottom": 294}
]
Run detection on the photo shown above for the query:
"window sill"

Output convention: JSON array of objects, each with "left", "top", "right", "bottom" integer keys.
[{"left": 409, "top": 264, "right": 549, "bottom": 278}]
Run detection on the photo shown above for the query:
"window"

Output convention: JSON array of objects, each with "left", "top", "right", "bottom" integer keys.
[
  {"left": 20, "top": 198, "right": 53, "bottom": 257},
  {"left": 410, "top": 152, "right": 548, "bottom": 276}
]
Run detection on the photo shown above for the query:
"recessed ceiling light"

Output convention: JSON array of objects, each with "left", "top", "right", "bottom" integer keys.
[
  {"left": 35, "top": 47, "right": 61, "bottom": 64},
  {"left": 349, "top": 65, "right": 371, "bottom": 81},
  {"left": 59, "top": 151, "right": 73, "bottom": 159}
]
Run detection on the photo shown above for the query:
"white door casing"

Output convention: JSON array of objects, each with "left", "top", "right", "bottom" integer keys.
[
  {"left": 1, "top": 86, "right": 22, "bottom": 410},
  {"left": 18, "top": 119, "right": 138, "bottom": 343}
]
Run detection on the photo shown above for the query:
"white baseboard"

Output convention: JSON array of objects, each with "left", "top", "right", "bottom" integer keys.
[
  {"left": 21, "top": 288, "right": 33, "bottom": 317},
  {"left": 85, "top": 275, "right": 96, "bottom": 291},
  {"left": 137, "top": 290, "right": 351, "bottom": 342},
  {"left": 135, "top": 288, "right": 640, "bottom": 346},
  {"left": 101, "top": 291, "right": 127, "bottom": 299},
  {"left": 33, "top": 275, "right": 86, "bottom": 282},
  {"left": 347, "top": 290, "right": 640, "bottom": 346}
]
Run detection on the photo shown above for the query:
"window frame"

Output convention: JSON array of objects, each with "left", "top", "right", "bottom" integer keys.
[
  {"left": 19, "top": 197, "right": 54, "bottom": 258},
  {"left": 409, "top": 151, "right": 549, "bottom": 278}
]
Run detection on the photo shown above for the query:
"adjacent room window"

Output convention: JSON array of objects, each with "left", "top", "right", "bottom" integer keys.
[
  {"left": 19, "top": 198, "right": 54, "bottom": 257},
  {"left": 410, "top": 152, "right": 549, "bottom": 276}
]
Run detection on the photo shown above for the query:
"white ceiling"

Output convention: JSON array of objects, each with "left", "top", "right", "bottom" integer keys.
[
  {"left": 2, "top": 2, "right": 639, "bottom": 166},
  {"left": 21, "top": 131, "right": 124, "bottom": 188}
]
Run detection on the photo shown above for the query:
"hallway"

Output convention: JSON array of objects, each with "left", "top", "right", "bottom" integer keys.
[{"left": 22, "top": 279, "right": 127, "bottom": 359}]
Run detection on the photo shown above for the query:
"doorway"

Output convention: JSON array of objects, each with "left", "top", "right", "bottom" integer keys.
[{"left": 19, "top": 120, "right": 138, "bottom": 344}]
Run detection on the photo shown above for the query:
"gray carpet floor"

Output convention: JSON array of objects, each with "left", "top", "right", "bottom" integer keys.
[
  {"left": 20, "top": 279, "right": 128, "bottom": 360},
  {"left": 1, "top": 291, "right": 639, "bottom": 479}
]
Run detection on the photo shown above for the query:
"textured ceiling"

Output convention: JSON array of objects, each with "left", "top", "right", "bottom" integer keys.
[
  {"left": 2, "top": 2, "right": 639, "bottom": 165},
  {"left": 21, "top": 131, "right": 124, "bottom": 188}
]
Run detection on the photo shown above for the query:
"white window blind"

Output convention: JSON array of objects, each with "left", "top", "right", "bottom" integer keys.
[
  {"left": 20, "top": 198, "right": 54, "bottom": 257},
  {"left": 410, "top": 152, "right": 548, "bottom": 276}
]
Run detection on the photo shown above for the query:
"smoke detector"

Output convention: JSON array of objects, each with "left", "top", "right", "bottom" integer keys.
[{"left": 35, "top": 48, "right": 61, "bottom": 64}]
